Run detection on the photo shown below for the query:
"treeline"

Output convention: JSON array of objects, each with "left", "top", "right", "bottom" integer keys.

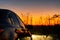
[{"left": 25, "top": 24, "right": 60, "bottom": 35}]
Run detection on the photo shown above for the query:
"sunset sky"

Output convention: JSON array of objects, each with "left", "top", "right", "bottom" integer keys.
[{"left": 0, "top": 0, "right": 60, "bottom": 25}]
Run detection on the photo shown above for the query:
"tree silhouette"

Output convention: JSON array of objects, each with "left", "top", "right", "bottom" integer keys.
[
  {"left": 52, "top": 14, "right": 60, "bottom": 18},
  {"left": 51, "top": 14, "right": 60, "bottom": 25}
]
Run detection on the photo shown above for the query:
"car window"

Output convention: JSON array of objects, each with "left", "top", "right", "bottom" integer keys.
[
  {"left": 8, "top": 13, "right": 20, "bottom": 27},
  {"left": 8, "top": 12, "right": 26, "bottom": 29}
]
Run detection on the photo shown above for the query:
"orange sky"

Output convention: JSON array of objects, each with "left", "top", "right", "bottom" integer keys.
[
  {"left": 0, "top": 0, "right": 60, "bottom": 25},
  {"left": 7, "top": 8, "right": 59, "bottom": 25}
]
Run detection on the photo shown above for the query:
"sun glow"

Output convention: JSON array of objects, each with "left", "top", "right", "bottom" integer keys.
[
  {"left": 11, "top": 9, "right": 60, "bottom": 25},
  {"left": 21, "top": 15, "right": 60, "bottom": 25}
]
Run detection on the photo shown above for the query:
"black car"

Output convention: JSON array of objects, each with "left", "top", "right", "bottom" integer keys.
[{"left": 0, "top": 9, "right": 32, "bottom": 40}]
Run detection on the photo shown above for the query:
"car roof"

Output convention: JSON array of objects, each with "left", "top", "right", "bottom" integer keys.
[{"left": 0, "top": 9, "right": 15, "bottom": 15}]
